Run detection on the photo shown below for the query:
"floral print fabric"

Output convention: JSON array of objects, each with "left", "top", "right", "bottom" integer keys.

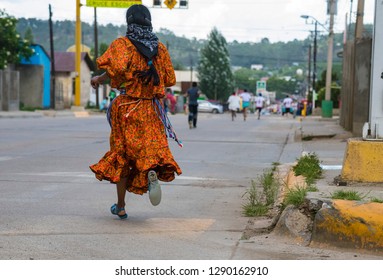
[
  {"left": 96, "top": 37, "right": 175, "bottom": 98},
  {"left": 89, "top": 37, "right": 182, "bottom": 195}
]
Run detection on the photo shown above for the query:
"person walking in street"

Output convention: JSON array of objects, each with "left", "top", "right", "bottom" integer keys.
[
  {"left": 99, "top": 97, "right": 108, "bottom": 113},
  {"left": 184, "top": 82, "right": 200, "bottom": 129},
  {"left": 239, "top": 89, "right": 252, "bottom": 121},
  {"left": 165, "top": 87, "right": 177, "bottom": 114},
  {"left": 227, "top": 92, "right": 240, "bottom": 121},
  {"left": 282, "top": 94, "right": 293, "bottom": 117},
  {"left": 89, "top": 4, "right": 182, "bottom": 219},
  {"left": 255, "top": 93, "right": 265, "bottom": 120}
]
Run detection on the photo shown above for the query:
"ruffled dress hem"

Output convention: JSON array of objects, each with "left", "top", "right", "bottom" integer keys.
[{"left": 89, "top": 149, "right": 181, "bottom": 195}]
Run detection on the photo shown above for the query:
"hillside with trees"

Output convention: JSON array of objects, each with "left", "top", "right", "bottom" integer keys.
[{"left": 15, "top": 17, "right": 352, "bottom": 70}]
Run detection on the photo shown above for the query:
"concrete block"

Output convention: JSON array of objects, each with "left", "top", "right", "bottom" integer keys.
[
  {"left": 341, "top": 138, "right": 383, "bottom": 182},
  {"left": 312, "top": 200, "right": 383, "bottom": 251}
]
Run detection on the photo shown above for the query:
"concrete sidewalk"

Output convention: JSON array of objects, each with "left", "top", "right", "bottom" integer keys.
[
  {"left": 0, "top": 110, "right": 44, "bottom": 118},
  {"left": 280, "top": 115, "right": 383, "bottom": 253},
  {"left": 0, "top": 109, "right": 101, "bottom": 118}
]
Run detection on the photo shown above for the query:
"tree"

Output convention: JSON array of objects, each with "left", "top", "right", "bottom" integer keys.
[
  {"left": 197, "top": 27, "right": 234, "bottom": 101},
  {"left": 233, "top": 68, "right": 268, "bottom": 93},
  {"left": 315, "top": 69, "right": 341, "bottom": 108},
  {"left": 24, "top": 26, "right": 34, "bottom": 44},
  {"left": 0, "top": 10, "right": 33, "bottom": 69},
  {"left": 266, "top": 76, "right": 297, "bottom": 99}
]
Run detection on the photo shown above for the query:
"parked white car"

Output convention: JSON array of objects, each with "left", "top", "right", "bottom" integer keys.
[{"left": 197, "top": 100, "right": 223, "bottom": 114}]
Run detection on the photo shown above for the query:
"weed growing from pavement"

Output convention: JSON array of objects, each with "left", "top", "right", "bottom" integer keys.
[
  {"left": 242, "top": 165, "right": 280, "bottom": 217},
  {"left": 306, "top": 185, "right": 319, "bottom": 192},
  {"left": 370, "top": 198, "right": 383, "bottom": 203},
  {"left": 293, "top": 152, "right": 323, "bottom": 185},
  {"left": 302, "top": 135, "right": 314, "bottom": 141},
  {"left": 331, "top": 190, "right": 364, "bottom": 201},
  {"left": 283, "top": 186, "right": 307, "bottom": 207},
  {"left": 271, "top": 162, "right": 280, "bottom": 170},
  {"left": 242, "top": 179, "right": 269, "bottom": 216}
]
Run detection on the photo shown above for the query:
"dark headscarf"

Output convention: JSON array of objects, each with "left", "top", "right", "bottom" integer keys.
[{"left": 126, "top": 4, "right": 160, "bottom": 85}]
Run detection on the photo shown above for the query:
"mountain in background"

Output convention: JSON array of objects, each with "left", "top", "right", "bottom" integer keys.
[{"left": 16, "top": 18, "right": 370, "bottom": 71}]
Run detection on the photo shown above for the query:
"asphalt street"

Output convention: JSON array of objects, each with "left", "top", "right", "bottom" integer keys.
[{"left": 0, "top": 112, "right": 381, "bottom": 260}]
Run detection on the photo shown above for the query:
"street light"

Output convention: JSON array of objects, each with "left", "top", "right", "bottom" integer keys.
[
  {"left": 301, "top": 15, "right": 317, "bottom": 98},
  {"left": 301, "top": 15, "right": 328, "bottom": 109},
  {"left": 301, "top": 15, "right": 329, "bottom": 31}
]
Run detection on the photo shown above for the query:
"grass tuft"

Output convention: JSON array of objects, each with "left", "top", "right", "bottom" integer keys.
[
  {"left": 293, "top": 152, "right": 322, "bottom": 185},
  {"left": 306, "top": 185, "right": 319, "bottom": 192},
  {"left": 242, "top": 203, "right": 269, "bottom": 217},
  {"left": 331, "top": 190, "right": 363, "bottom": 201},
  {"left": 283, "top": 186, "right": 307, "bottom": 207},
  {"left": 242, "top": 167, "right": 279, "bottom": 217}
]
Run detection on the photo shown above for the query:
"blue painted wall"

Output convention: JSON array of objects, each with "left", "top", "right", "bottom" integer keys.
[{"left": 21, "top": 45, "right": 51, "bottom": 108}]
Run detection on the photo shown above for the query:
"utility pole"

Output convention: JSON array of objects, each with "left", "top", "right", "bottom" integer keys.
[
  {"left": 93, "top": 7, "right": 99, "bottom": 108},
  {"left": 313, "top": 21, "right": 317, "bottom": 95},
  {"left": 323, "top": 0, "right": 336, "bottom": 118},
  {"left": 74, "top": 0, "right": 81, "bottom": 107},
  {"left": 49, "top": 4, "right": 55, "bottom": 109},
  {"left": 348, "top": 0, "right": 353, "bottom": 40},
  {"left": 307, "top": 44, "right": 311, "bottom": 98},
  {"left": 355, "top": 0, "right": 365, "bottom": 40},
  {"left": 300, "top": 14, "right": 322, "bottom": 107},
  {"left": 189, "top": 55, "right": 193, "bottom": 84}
]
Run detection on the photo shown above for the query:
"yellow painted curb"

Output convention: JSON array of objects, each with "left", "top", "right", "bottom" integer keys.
[
  {"left": 275, "top": 165, "right": 307, "bottom": 206},
  {"left": 313, "top": 200, "right": 383, "bottom": 250},
  {"left": 342, "top": 138, "right": 383, "bottom": 182}
]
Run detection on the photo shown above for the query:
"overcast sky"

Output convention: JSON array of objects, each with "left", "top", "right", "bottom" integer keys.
[{"left": 1, "top": 0, "right": 376, "bottom": 43}]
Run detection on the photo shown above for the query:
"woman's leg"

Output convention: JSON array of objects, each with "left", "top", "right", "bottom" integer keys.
[
  {"left": 116, "top": 177, "right": 128, "bottom": 211},
  {"left": 243, "top": 107, "right": 247, "bottom": 121}
]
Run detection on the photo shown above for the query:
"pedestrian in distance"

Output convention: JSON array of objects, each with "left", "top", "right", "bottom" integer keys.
[
  {"left": 184, "top": 81, "right": 201, "bottom": 129},
  {"left": 109, "top": 89, "right": 117, "bottom": 103},
  {"left": 239, "top": 89, "right": 252, "bottom": 121},
  {"left": 227, "top": 92, "right": 241, "bottom": 121},
  {"left": 89, "top": 4, "right": 182, "bottom": 219},
  {"left": 282, "top": 94, "right": 294, "bottom": 117},
  {"left": 165, "top": 87, "right": 177, "bottom": 114},
  {"left": 100, "top": 97, "right": 108, "bottom": 113},
  {"left": 255, "top": 93, "right": 265, "bottom": 120}
]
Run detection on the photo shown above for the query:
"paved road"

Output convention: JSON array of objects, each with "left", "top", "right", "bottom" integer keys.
[{"left": 0, "top": 112, "right": 380, "bottom": 260}]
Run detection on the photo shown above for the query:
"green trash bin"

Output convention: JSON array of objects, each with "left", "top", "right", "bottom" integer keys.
[{"left": 321, "top": 100, "right": 333, "bottom": 118}]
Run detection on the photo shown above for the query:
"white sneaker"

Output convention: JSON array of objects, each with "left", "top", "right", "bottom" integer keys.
[{"left": 148, "top": 170, "right": 161, "bottom": 206}]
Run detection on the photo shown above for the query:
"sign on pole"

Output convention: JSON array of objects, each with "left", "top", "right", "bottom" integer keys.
[
  {"left": 256, "top": 81, "right": 267, "bottom": 93},
  {"left": 164, "top": 0, "right": 178, "bottom": 9},
  {"left": 86, "top": 0, "right": 142, "bottom": 8}
]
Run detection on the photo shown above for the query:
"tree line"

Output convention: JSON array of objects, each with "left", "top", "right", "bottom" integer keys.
[{"left": 15, "top": 17, "right": 349, "bottom": 70}]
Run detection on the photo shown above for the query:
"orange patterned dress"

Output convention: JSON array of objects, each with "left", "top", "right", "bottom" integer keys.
[{"left": 89, "top": 37, "right": 182, "bottom": 195}]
